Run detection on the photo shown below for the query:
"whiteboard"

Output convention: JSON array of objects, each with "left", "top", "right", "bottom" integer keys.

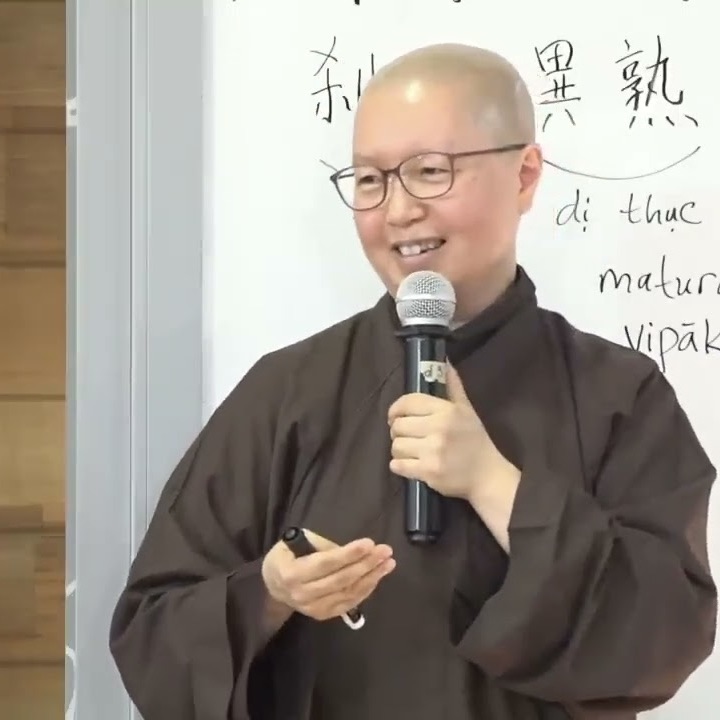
[{"left": 203, "top": 1, "right": 719, "bottom": 716}]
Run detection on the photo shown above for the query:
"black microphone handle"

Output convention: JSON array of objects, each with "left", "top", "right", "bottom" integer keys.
[{"left": 395, "top": 325, "right": 449, "bottom": 545}]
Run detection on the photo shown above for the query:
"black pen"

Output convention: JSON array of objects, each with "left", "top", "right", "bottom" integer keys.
[{"left": 281, "top": 526, "right": 366, "bottom": 630}]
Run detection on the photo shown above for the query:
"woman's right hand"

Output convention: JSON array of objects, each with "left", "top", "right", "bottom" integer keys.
[{"left": 261, "top": 530, "right": 395, "bottom": 622}]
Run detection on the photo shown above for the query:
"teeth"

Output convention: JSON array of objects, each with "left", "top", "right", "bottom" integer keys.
[{"left": 397, "top": 239, "right": 443, "bottom": 257}]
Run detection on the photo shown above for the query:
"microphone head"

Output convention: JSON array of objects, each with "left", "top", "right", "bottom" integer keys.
[{"left": 395, "top": 271, "right": 456, "bottom": 327}]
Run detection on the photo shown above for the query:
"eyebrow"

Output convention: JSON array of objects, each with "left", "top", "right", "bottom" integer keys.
[
  {"left": 352, "top": 153, "right": 385, "bottom": 164},
  {"left": 352, "top": 149, "right": 445, "bottom": 165}
]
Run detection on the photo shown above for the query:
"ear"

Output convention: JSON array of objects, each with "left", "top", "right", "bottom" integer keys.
[{"left": 517, "top": 143, "right": 543, "bottom": 215}]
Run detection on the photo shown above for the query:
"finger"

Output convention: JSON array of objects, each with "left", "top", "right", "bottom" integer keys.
[
  {"left": 387, "top": 393, "right": 445, "bottom": 422},
  {"left": 389, "top": 415, "right": 432, "bottom": 440},
  {"left": 389, "top": 457, "right": 423, "bottom": 479},
  {"left": 289, "top": 537, "right": 376, "bottom": 583},
  {"left": 446, "top": 364, "right": 470, "bottom": 405},
  {"left": 391, "top": 436, "right": 424, "bottom": 460},
  {"left": 328, "top": 557, "right": 396, "bottom": 616},
  {"left": 302, "top": 529, "right": 339, "bottom": 551},
  {"left": 352, "top": 556, "right": 396, "bottom": 600},
  {"left": 299, "top": 546, "right": 392, "bottom": 602},
  {"left": 293, "top": 545, "right": 393, "bottom": 604}
]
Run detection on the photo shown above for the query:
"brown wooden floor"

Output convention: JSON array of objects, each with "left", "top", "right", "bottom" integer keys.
[{"left": 0, "top": 1, "right": 67, "bottom": 717}]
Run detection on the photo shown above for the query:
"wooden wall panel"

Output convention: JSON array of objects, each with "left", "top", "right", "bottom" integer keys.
[
  {"left": 0, "top": 128, "right": 66, "bottom": 264},
  {"left": 0, "top": 533, "right": 37, "bottom": 635},
  {"left": 0, "top": 267, "right": 65, "bottom": 395},
  {"left": 0, "top": 2, "right": 65, "bottom": 108},
  {"left": 0, "top": 665, "right": 65, "bottom": 720},
  {"left": 0, "top": 528, "right": 65, "bottom": 667},
  {"left": 0, "top": 529, "right": 64, "bottom": 664},
  {"left": 0, "top": 2, "right": 67, "bottom": 716},
  {"left": 0, "top": 399, "right": 65, "bottom": 526},
  {"left": 0, "top": 132, "right": 5, "bottom": 249}
]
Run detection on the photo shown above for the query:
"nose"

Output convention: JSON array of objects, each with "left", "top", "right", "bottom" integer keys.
[{"left": 385, "top": 175, "right": 424, "bottom": 227}]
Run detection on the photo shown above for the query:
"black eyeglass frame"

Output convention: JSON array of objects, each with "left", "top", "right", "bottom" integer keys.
[{"left": 328, "top": 142, "right": 528, "bottom": 211}]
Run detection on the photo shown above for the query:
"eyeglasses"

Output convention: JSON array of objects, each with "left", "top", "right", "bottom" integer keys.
[{"left": 328, "top": 143, "right": 527, "bottom": 211}]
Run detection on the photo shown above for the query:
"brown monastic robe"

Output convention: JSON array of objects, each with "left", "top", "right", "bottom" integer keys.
[{"left": 109, "top": 267, "right": 717, "bottom": 720}]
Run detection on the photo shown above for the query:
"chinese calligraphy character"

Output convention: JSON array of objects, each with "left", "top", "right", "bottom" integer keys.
[
  {"left": 534, "top": 39, "right": 581, "bottom": 131},
  {"left": 616, "top": 36, "right": 698, "bottom": 128},
  {"left": 309, "top": 36, "right": 376, "bottom": 123}
]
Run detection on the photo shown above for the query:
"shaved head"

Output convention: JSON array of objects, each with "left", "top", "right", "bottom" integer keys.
[
  {"left": 361, "top": 43, "right": 536, "bottom": 145},
  {"left": 349, "top": 43, "right": 543, "bottom": 322}
]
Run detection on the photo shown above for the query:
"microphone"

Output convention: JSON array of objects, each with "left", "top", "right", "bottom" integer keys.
[{"left": 394, "top": 270, "right": 456, "bottom": 545}]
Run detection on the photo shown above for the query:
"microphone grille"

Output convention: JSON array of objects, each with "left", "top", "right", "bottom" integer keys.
[{"left": 395, "top": 271, "right": 456, "bottom": 327}]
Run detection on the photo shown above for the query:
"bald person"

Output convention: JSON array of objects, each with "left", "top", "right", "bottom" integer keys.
[{"left": 109, "top": 44, "right": 717, "bottom": 720}]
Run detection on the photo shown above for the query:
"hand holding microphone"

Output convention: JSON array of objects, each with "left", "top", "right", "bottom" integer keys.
[
  {"left": 388, "top": 362, "right": 491, "bottom": 499},
  {"left": 389, "top": 271, "right": 499, "bottom": 544}
]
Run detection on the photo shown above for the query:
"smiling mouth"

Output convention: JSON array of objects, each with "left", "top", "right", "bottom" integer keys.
[{"left": 394, "top": 238, "right": 446, "bottom": 257}]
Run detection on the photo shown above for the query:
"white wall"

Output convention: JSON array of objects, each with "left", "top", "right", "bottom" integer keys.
[
  {"left": 67, "top": 1, "right": 204, "bottom": 718},
  {"left": 203, "top": 1, "right": 719, "bottom": 716}
]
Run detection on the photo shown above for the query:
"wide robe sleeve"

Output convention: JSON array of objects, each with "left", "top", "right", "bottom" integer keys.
[
  {"left": 109, "top": 352, "right": 303, "bottom": 720},
  {"left": 451, "top": 368, "right": 717, "bottom": 715}
]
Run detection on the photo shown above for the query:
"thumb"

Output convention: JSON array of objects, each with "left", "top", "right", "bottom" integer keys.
[
  {"left": 302, "top": 529, "right": 338, "bottom": 551},
  {"left": 445, "top": 363, "right": 470, "bottom": 405}
]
